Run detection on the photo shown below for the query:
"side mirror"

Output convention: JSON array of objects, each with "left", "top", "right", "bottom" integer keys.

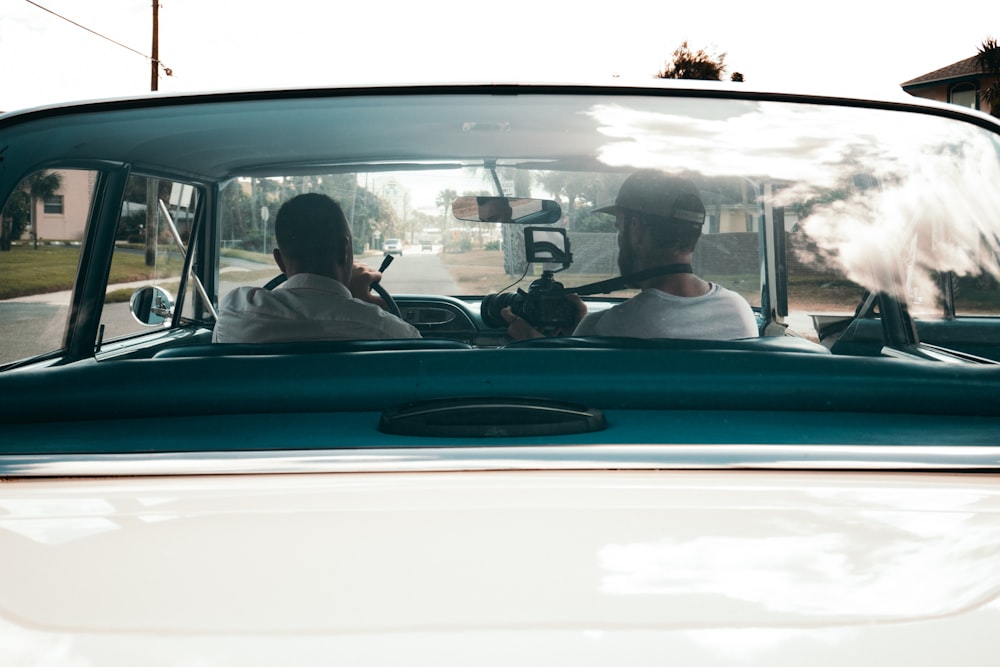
[{"left": 129, "top": 285, "right": 174, "bottom": 326}]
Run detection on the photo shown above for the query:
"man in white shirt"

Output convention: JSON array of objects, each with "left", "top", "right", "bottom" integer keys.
[
  {"left": 503, "top": 170, "right": 758, "bottom": 341},
  {"left": 213, "top": 193, "right": 420, "bottom": 343}
]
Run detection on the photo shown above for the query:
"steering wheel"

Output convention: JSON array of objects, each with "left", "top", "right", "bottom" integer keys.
[
  {"left": 262, "top": 254, "right": 401, "bottom": 319},
  {"left": 371, "top": 280, "right": 401, "bottom": 318}
]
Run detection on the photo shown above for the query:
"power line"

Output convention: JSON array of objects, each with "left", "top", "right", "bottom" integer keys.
[{"left": 23, "top": 0, "right": 166, "bottom": 69}]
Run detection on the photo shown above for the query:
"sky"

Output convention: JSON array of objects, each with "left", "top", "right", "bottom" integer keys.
[{"left": 1, "top": 0, "right": 998, "bottom": 113}]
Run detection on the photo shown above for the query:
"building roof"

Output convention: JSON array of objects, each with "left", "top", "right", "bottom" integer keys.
[{"left": 902, "top": 55, "right": 982, "bottom": 89}]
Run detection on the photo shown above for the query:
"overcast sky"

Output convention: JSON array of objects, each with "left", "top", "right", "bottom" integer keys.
[{"left": 2, "top": 0, "right": 998, "bottom": 112}]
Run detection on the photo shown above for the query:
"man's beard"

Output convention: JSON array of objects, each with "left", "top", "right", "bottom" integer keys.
[{"left": 617, "top": 245, "right": 640, "bottom": 288}]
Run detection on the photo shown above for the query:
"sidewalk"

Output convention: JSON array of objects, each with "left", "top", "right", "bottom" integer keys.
[{"left": 9, "top": 251, "right": 396, "bottom": 307}]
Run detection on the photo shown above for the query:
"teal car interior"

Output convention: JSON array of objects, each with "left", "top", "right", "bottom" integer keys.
[{"left": 1, "top": 83, "right": 999, "bottom": 664}]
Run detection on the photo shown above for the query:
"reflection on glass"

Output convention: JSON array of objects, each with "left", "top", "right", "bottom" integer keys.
[{"left": 587, "top": 99, "right": 1000, "bottom": 324}]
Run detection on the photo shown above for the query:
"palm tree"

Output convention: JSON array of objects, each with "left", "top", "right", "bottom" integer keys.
[
  {"left": 976, "top": 36, "right": 1000, "bottom": 117},
  {"left": 436, "top": 189, "right": 457, "bottom": 222},
  {"left": 28, "top": 171, "right": 63, "bottom": 249},
  {"left": 657, "top": 41, "right": 727, "bottom": 81},
  {"left": 0, "top": 171, "right": 62, "bottom": 250},
  {"left": 436, "top": 189, "right": 457, "bottom": 241}
]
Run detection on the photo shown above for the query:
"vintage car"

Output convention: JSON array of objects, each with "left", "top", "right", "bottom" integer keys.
[{"left": 1, "top": 82, "right": 1000, "bottom": 664}]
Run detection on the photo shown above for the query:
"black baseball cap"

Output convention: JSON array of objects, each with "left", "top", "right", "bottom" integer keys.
[{"left": 595, "top": 170, "right": 706, "bottom": 226}]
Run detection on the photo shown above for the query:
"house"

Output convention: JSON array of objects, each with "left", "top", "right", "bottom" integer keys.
[
  {"left": 901, "top": 53, "right": 998, "bottom": 116},
  {"left": 32, "top": 169, "right": 97, "bottom": 241},
  {"left": 0, "top": 169, "right": 96, "bottom": 243}
]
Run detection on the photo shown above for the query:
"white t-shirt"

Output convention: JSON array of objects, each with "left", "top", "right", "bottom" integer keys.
[
  {"left": 212, "top": 273, "right": 420, "bottom": 343},
  {"left": 573, "top": 284, "right": 758, "bottom": 340}
]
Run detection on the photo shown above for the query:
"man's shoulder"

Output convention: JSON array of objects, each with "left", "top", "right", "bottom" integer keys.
[
  {"left": 707, "top": 283, "right": 754, "bottom": 308},
  {"left": 219, "top": 284, "right": 266, "bottom": 308}
]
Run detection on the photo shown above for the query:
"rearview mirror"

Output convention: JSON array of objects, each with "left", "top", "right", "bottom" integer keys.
[{"left": 452, "top": 196, "right": 562, "bottom": 225}]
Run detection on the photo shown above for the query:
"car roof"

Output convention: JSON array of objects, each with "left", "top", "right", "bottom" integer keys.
[{"left": 3, "top": 82, "right": 997, "bottom": 187}]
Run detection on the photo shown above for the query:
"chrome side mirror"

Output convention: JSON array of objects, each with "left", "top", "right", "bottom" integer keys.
[{"left": 129, "top": 286, "right": 174, "bottom": 326}]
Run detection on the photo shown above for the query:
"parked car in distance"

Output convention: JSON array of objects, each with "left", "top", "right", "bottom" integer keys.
[
  {"left": 383, "top": 237, "right": 403, "bottom": 255},
  {"left": 1, "top": 81, "right": 999, "bottom": 665}
]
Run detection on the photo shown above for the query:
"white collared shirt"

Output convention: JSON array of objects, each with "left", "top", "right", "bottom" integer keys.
[{"left": 212, "top": 273, "right": 420, "bottom": 343}]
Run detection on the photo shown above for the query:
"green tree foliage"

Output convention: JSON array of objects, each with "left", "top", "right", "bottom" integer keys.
[
  {"left": 349, "top": 185, "right": 397, "bottom": 252},
  {"left": 218, "top": 174, "right": 394, "bottom": 253},
  {"left": 536, "top": 171, "right": 623, "bottom": 231},
  {"left": 436, "top": 188, "right": 458, "bottom": 244},
  {"left": 0, "top": 171, "right": 63, "bottom": 251},
  {"left": 657, "top": 41, "right": 743, "bottom": 82},
  {"left": 976, "top": 36, "right": 1000, "bottom": 117},
  {"left": 1, "top": 192, "right": 30, "bottom": 251},
  {"left": 409, "top": 209, "right": 438, "bottom": 232},
  {"left": 218, "top": 179, "right": 260, "bottom": 250},
  {"left": 572, "top": 206, "right": 617, "bottom": 233},
  {"left": 436, "top": 189, "right": 457, "bottom": 222}
]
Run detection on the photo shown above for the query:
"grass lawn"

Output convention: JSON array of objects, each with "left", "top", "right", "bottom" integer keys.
[
  {"left": 0, "top": 243, "right": 183, "bottom": 299},
  {"left": 0, "top": 244, "right": 87, "bottom": 299}
]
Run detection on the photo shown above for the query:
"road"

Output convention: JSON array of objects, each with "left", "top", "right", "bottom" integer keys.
[
  {"left": 217, "top": 245, "right": 459, "bottom": 298},
  {"left": 365, "top": 246, "right": 459, "bottom": 296},
  {"left": 1, "top": 244, "right": 459, "bottom": 365}
]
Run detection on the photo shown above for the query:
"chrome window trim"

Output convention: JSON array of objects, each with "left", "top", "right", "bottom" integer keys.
[{"left": 3, "top": 444, "right": 1000, "bottom": 478}]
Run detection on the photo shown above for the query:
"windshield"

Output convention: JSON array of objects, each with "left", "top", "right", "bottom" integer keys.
[
  {"left": 209, "top": 94, "right": 1000, "bottom": 344},
  {"left": 218, "top": 169, "right": 765, "bottom": 307},
  {"left": 3, "top": 90, "right": 999, "bottom": 362}
]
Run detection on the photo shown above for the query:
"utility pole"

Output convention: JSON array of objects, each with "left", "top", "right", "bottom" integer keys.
[
  {"left": 150, "top": 1, "right": 159, "bottom": 91},
  {"left": 145, "top": 1, "right": 160, "bottom": 266}
]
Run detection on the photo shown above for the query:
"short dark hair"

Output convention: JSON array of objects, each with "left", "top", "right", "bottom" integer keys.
[{"left": 274, "top": 193, "right": 350, "bottom": 272}]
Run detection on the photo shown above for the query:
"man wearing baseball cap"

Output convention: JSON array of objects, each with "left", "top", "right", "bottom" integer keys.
[{"left": 503, "top": 170, "right": 758, "bottom": 340}]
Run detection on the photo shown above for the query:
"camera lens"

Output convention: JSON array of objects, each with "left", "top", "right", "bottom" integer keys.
[{"left": 481, "top": 292, "right": 521, "bottom": 328}]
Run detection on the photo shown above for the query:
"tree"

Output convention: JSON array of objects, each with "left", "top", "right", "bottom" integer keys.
[
  {"left": 0, "top": 171, "right": 62, "bottom": 251},
  {"left": 0, "top": 192, "right": 28, "bottom": 252},
  {"left": 218, "top": 179, "right": 258, "bottom": 250},
  {"left": 976, "top": 36, "right": 1000, "bottom": 117},
  {"left": 657, "top": 41, "right": 740, "bottom": 81},
  {"left": 536, "top": 171, "right": 622, "bottom": 231},
  {"left": 351, "top": 186, "right": 396, "bottom": 251},
  {"left": 436, "top": 189, "right": 457, "bottom": 223}
]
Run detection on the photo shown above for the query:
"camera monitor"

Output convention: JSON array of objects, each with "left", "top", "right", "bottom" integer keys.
[{"left": 524, "top": 227, "right": 571, "bottom": 268}]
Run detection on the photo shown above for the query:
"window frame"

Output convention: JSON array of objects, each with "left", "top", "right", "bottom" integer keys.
[
  {"left": 949, "top": 82, "right": 979, "bottom": 110},
  {"left": 42, "top": 194, "right": 64, "bottom": 215}
]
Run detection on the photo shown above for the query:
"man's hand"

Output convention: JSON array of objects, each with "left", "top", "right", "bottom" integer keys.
[
  {"left": 501, "top": 294, "right": 588, "bottom": 340},
  {"left": 501, "top": 306, "right": 544, "bottom": 339},
  {"left": 348, "top": 261, "right": 389, "bottom": 309}
]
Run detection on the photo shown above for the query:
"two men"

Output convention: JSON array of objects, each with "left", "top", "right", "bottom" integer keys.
[{"left": 214, "top": 171, "right": 756, "bottom": 344}]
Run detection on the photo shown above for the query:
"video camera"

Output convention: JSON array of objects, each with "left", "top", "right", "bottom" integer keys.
[
  {"left": 479, "top": 223, "right": 696, "bottom": 334},
  {"left": 481, "top": 227, "right": 577, "bottom": 333}
]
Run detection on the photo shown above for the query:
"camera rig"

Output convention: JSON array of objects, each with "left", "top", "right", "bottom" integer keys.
[{"left": 482, "top": 226, "right": 694, "bottom": 334}]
